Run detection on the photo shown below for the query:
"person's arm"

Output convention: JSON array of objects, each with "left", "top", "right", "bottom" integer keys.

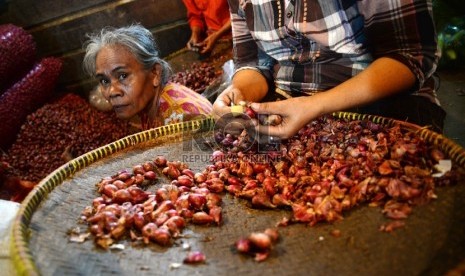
[
  {"left": 359, "top": 0, "right": 439, "bottom": 91},
  {"left": 213, "top": 0, "right": 273, "bottom": 118},
  {"left": 252, "top": 0, "right": 439, "bottom": 139},
  {"left": 187, "top": 26, "right": 203, "bottom": 50},
  {"left": 182, "top": 0, "right": 206, "bottom": 49},
  {"left": 198, "top": 20, "right": 231, "bottom": 54},
  {"left": 251, "top": 57, "right": 415, "bottom": 139}
]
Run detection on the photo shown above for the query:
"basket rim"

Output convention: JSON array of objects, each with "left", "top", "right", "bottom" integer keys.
[{"left": 9, "top": 112, "right": 465, "bottom": 275}]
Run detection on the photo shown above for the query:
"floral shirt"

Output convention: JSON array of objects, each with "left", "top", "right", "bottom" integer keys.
[
  {"left": 228, "top": 0, "right": 441, "bottom": 104},
  {"left": 158, "top": 82, "right": 212, "bottom": 125}
]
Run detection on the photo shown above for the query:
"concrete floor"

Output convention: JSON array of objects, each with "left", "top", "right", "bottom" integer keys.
[{"left": 437, "top": 69, "right": 465, "bottom": 148}]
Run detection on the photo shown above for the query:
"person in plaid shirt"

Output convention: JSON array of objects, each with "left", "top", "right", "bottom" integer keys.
[{"left": 213, "top": 0, "right": 445, "bottom": 136}]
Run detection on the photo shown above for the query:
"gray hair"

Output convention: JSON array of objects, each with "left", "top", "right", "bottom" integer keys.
[{"left": 82, "top": 23, "right": 172, "bottom": 85}]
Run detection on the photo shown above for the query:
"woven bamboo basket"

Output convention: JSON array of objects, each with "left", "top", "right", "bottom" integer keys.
[{"left": 9, "top": 113, "right": 465, "bottom": 276}]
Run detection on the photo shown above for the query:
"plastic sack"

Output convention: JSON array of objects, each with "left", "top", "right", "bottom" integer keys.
[
  {"left": 88, "top": 85, "right": 112, "bottom": 112},
  {"left": 0, "top": 57, "right": 62, "bottom": 150},
  {"left": 0, "top": 24, "right": 36, "bottom": 94},
  {"left": 201, "top": 59, "right": 234, "bottom": 103},
  {"left": 438, "top": 16, "right": 465, "bottom": 69}
]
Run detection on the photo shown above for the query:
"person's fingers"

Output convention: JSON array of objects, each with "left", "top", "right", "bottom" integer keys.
[
  {"left": 200, "top": 46, "right": 212, "bottom": 54},
  {"left": 212, "top": 106, "right": 231, "bottom": 120},
  {"left": 214, "top": 97, "right": 229, "bottom": 108},
  {"left": 250, "top": 102, "right": 275, "bottom": 115},
  {"left": 254, "top": 123, "right": 282, "bottom": 138}
]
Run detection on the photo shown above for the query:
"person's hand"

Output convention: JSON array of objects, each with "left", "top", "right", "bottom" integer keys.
[
  {"left": 197, "top": 32, "right": 219, "bottom": 54},
  {"left": 187, "top": 37, "right": 201, "bottom": 51},
  {"left": 187, "top": 27, "right": 202, "bottom": 51},
  {"left": 249, "top": 96, "right": 321, "bottom": 140},
  {"left": 213, "top": 85, "right": 252, "bottom": 135},
  {"left": 213, "top": 85, "right": 245, "bottom": 118}
]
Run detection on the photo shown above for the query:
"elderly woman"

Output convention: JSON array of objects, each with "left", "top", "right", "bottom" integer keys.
[{"left": 83, "top": 24, "right": 213, "bottom": 130}]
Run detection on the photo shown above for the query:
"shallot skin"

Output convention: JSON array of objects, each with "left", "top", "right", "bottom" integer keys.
[
  {"left": 183, "top": 251, "right": 206, "bottom": 264},
  {"left": 234, "top": 228, "right": 280, "bottom": 262},
  {"left": 77, "top": 112, "right": 456, "bottom": 263},
  {"left": 80, "top": 154, "right": 228, "bottom": 250},
  {"left": 211, "top": 114, "right": 451, "bottom": 231}
]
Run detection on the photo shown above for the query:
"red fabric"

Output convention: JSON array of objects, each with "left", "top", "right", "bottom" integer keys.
[{"left": 182, "top": 0, "right": 230, "bottom": 33}]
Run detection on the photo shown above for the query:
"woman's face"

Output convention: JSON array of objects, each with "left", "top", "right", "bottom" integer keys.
[{"left": 95, "top": 44, "right": 160, "bottom": 120}]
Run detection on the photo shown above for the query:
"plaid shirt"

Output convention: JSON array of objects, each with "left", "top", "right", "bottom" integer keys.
[{"left": 228, "top": 0, "right": 440, "bottom": 104}]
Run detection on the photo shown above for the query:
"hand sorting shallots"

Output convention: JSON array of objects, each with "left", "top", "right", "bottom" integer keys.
[{"left": 232, "top": 100, "right": 283, "bottom": 126}]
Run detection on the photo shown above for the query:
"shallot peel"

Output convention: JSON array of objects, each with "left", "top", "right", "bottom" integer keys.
[
  {"left": 235, "top": 238, "right": 251, "bottom": 253},
  {"left": 248, "top": 232, "right": 272, "bottom": 250},
  {"left": 177, "top": 175, "right": 194, "bottom": 187},
  {"left": 192, "top": 211, "right": 215, "bottom": 225},
  {"left": 154, "top": 156, "right": 167, "bottom": 167},
  {"left": 211, "top": 115, "right": 452, "bottom": 230},
  {"left": 152, "top": 228, "right": 172, "bottom": 246},
  {"left": 234, "top": 228, "right": 280, "bottom": 262},
  {"left": 78, "top": 113, "right": 456, "bottom": 257},
  {"left": 264, "top": 228, "right": 279, "bottom": 242},
  {"left": 259, "top": 114, "right": 283, "bottom": 126},
  {"left": 133, "top": 164, "right": 145, "bottom": 175},
  {"left": 194, "top": 172, "right": 207, "bottom": 183},
  {"left": 209, "top": 206, "right": 223, "bottom": 225},
  {"left": 183, "top": 251, "right": 206, "bottom": 264},
  {"left": 143, "top": 171, "right": 157, "bottom": 181},
  {"left": 245, "top": 107, "right": 257, "bottom": 119}
]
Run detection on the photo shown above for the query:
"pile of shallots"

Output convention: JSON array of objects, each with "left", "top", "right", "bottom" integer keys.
[
  {"left": 212, "top": 115, "right": 458, "bottom": 232},
  {"left": 170, "top": 62, "right": 219, "bottom": 93},
  {"left": 79, "top": 156, "right": 224, "bottom": 263},
  {"left": 78, "top": 114, "right": 459, "bottom": 264}
]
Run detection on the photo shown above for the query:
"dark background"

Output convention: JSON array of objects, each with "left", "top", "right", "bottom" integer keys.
[{"left": 0, "top": 0, "right": 191, "bottom": 96}]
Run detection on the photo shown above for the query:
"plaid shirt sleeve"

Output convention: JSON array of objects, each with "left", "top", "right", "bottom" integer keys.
[
  {"left": 227, "top": 0, "right": 276, "bottom": 85},
  {"left": 359, "top": 0, "right": 440, "bottom": 90},
  {"left": 227, "top": 0, "right": 439, "bottom": 98}
]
